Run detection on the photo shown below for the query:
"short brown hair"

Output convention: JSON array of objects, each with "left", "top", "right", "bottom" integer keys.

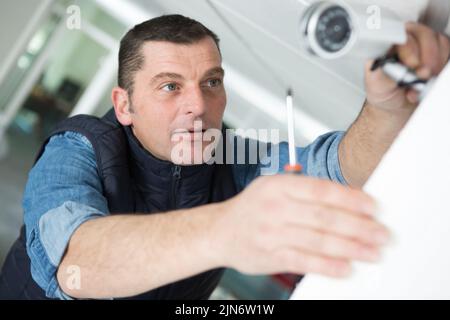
[{"left": 118, "top": 14, "right": 221, "bottom": 95}]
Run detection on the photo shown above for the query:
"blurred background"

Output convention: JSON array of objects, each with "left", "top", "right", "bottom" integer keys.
[{"left": 0, "top": 0, "right": 435, "bottom": 299}]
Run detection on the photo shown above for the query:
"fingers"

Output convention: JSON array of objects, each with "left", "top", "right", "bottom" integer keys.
[
  {"left": 276, "top": 247, "right": 352, "bottom": 277},
  {"left": 406, "top": 89, "right": 420, "bottom": 105},
  {"left": 280, "top": 227, "right": 381, "bottom": 263},
  {"left": 280, "top": 175, "right": 377, "bottom": 217},
  {"left": 364, "top": 59, "right": 398, "bottom": 95},
  {"left": 395, "top": 34, "right": 420, "bottom": 70},
  {"left": 365, "top": 22, "right": 449, "bottom": 110},
  {"left": 252, "top": 175, "right": 390, "bottom": 277},
  {"left": 395, "top": 22, "right": 450, "bottom": 79},
  {"left": 283, "top": 201, "right": 390, "bottom": 247},
  {"left": 404, "top": 22, "right": 446, "bottom": 76},
  {"left": 438, "top": 33, "right": 450, "bottom": 68}
]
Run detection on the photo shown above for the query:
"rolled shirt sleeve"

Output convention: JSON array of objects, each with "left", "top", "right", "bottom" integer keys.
[
  {"left": 296, "top": 131, "right": 348, "bottom": 184},
  {"left": 232, "top": 131, "right": 348, "bottom": 191},
  {"left": 23, "top": 131, "right": 109, "bottom": 299}
]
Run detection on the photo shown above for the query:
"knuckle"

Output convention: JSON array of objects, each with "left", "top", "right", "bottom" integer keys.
[
  {"left": 341, "top": 240, "right": 361, "bottom": 256},
  {"left": 308, "top": 179, "right": 331, "bottom": 199},
  {"left": 401, "top": 51, "right": 419, "bottom": 68},
  {"left": 256, "top": 222, "right": 276, "bottom": 239},
  {"left": 262, "top": 196, "right": 282, "bottom": 213},
  {"left": 313, "top": 206, "right": 335, "bottom": 228}
]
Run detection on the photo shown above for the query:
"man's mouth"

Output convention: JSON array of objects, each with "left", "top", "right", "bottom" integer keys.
[
  {"left": 173, "top": 129, "right": 207, "bottom": 134},
  {"left": 172, "top": 129, "right": 207, "bottom": 141}
]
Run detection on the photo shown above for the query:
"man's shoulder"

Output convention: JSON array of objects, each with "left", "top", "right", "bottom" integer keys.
[
  {"left": 37, "top": 131, "right": 98, "bottom": 173},
  {"left": 47, "top": 131, "right": 93, "bottom": 149},
  {"left": 41, "top": 109, "right": 124, "bottom": 164},
  {"left": 42, "top": 131, "right": 95, "bottom": 163}
]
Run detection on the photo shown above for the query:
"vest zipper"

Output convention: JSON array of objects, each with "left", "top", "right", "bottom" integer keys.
[{"left": 171, "top": 165, "right": 181, "bottom": 209}]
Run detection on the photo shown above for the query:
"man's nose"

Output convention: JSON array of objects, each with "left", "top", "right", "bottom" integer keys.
[{"left": 184, "top": 87, "right": 207, "bottom": 117}]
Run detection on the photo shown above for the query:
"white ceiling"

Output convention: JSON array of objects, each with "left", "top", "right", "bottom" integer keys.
[{"left": 116, "top": 0, "right": 427, "bottom": 144}]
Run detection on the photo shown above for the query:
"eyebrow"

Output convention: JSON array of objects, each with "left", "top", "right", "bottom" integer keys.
[
  {"left": 203, "top": 67, "right": 225, "bottom": 78},
  {"left": 150, "top": 72, "right": 184, "bottom": 86},
  {"left": 149, "top": 67, "right": 225, "bottom": 86}
]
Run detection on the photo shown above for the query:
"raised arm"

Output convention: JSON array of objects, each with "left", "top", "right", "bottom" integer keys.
[{"left": 339, "top": 22, "right": 450, "bottom": 188}]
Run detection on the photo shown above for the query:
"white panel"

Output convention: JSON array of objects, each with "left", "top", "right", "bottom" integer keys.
[{"left": 292, "top": 61, "right": 450, "bottom": 299}]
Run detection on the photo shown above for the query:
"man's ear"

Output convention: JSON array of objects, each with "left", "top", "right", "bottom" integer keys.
[{"left": 112, "top": 87, "right": 133, "bottom": 126}]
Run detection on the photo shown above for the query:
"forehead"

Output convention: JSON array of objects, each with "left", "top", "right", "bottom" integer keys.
[{"left": 140, "top": 37, "right": 222, "bottom": 74}]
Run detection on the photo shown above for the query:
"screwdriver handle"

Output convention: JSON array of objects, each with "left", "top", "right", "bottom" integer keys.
[{"left": 284, "top": 163, "right": 303, "bottom": 174}]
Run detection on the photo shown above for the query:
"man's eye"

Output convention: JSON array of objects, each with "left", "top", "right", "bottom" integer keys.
[
  {"left": 206, "top": 79, "right": 222, "bottom": 87},
  {"left": 162, "top": 83, "right": 178, "bottom": 92}
]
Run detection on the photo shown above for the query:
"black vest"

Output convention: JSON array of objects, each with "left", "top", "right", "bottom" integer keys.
[{"left": 0, "top": 109, "right": 237, "bottom": 299}]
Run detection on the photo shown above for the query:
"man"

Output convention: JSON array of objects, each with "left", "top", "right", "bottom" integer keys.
[{"left": 0, "top": 14, "right": 448, "bottom": 300}]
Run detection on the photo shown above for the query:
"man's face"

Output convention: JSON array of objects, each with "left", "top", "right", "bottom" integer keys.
[{"left": 117, "top": 37, "right": 226, "bottom": 164}]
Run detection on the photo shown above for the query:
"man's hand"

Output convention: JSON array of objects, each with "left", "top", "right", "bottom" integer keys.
[
  {"left": 212, "top": 175, "right": 390, "bottom": 277},
  {"left": 339, "top": 22, "right": 450, "bottom": 188},
  {"left": 365, "top": 22, "right": 450, "bottom": 111}
]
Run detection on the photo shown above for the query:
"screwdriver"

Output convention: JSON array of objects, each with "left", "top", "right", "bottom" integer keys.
[
  {"left": 280, "top": 89, "right": 305, "bottom": 290},
  {"left": 284, "top": 89, "right": 303, "bottom": 174}
]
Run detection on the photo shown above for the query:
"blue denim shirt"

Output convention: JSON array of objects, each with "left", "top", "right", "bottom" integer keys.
[{"left": 22, "top": 130, "right": 347, "bottom": 299}]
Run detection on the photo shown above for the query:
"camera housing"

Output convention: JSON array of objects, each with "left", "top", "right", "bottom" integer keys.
[{"left": 299, "top": 0, "right": 407, "bottom": 59}]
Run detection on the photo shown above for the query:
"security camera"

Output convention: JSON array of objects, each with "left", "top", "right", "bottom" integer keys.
[
  {"left": 300, "top": 1, "right": 355, "bottom": 59},
  {"left": 299, "top": 0, "right": 407, "bottom": 59}
]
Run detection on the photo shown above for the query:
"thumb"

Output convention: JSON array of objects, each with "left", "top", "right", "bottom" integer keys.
[
  {"left": 364, "top": 59, "right": 412, "bottom": 110},
  {"left": 364, "top": 60, "right": 398, "bottom": 95}
]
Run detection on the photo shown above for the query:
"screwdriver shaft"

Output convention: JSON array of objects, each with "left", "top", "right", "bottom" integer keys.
[{"left": 286, "top": 89, "right": 297, "bottom": 167}]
